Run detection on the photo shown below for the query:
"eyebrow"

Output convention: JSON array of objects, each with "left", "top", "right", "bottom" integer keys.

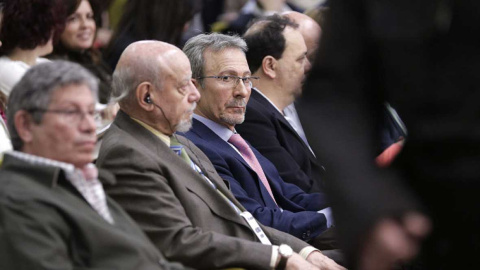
[
  {"left": 297, "top": 52, "right": 308, "bottom": 60},
  {"left": 218, "top": 69, "right": 252, "bottom": 76}
]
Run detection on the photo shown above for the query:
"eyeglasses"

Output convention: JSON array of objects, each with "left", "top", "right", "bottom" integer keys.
[
  {"left": 197, "top": 75, "right": 259, "bottom": 88},
  {"left": 28, "top": 108, "right": 99, "bottom": 125}
]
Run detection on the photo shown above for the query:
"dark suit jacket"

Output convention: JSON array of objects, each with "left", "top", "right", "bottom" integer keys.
[
  {"left": 236, "top": 89, "right": 325, "bottom": 193},
  {"left": 183, "top": 119, "right": 329, "bottom": 242},
  {"left": 97, "top": 110, "right": 310, "bottom": 270},
  {"left": 297, "top": 0, "right": 480, "bottom": 268},
  {"left": 0, "top": 154, "right": 173, "bottom": 270}
]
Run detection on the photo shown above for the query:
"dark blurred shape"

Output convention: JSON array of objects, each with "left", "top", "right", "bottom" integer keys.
[
  {"left": 0, "top": 0, "right": 65, "bottom": 55},
  {"left": 298, "top": 0, "right": 480, "bottom": 269},
  {"left": 104, "top": 0, "right": 197, "bottom": 69}
]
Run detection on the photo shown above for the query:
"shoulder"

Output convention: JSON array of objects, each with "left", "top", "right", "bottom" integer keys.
[
  {"left": 0, "top": 57, "right": 29, "bottom": 94},
  {"left": 98, "top": 123, "right": 150, "bottom": 166},
  {"left": 36, "top": 58, "right": 51, "bottom": 64}
]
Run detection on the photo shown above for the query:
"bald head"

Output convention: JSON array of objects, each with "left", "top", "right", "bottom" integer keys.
[
  {"left": 112, "top": 40, "right": 184, "bottom": 109},
  {"left": 282, "top": 11, "right": 321, "bottom": 62},
  {"left": 112, "top": 40, "right": 199, "bottom": 135}
]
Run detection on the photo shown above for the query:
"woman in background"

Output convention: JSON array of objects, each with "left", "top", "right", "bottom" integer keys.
[
  {"left": 48, "top": 0, "right": 112, "bottom": 104},
  {"left": 0, "top": 0, "right": 65, "bottom": 153},
  {"left": 0, "top": 0, "right": 64, "bottom": 97}
]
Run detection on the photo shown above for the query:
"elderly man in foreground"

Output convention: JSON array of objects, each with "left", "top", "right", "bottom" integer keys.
[
  {"left": 97, "top": 40, "right": 343, "bottom": 270},
  {"left": 0, "top": 60, "right": 182, "bottom": 270}
]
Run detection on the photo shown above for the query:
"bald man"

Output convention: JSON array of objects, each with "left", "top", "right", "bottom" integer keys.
[
  {"left": 282, "top": 11, "right": 321, "bottom": 63},
  {"left": 97, "top": 40, "right": 342, "bottom": 270}
]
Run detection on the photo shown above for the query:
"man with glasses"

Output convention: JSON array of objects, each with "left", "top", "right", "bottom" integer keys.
[
  {"left": 182, "top": 33, "right": 340, "bottom": 257},
  {"left": 0, "top": 60, "right": 183, "bottom": 269},
  {"left": 96, "top": 40, "right": 342, "bottom": 270}
]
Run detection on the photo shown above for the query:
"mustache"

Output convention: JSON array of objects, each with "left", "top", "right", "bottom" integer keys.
[
  {"left": 188, "top": 102, "right": 197, "bottom": 113},
  {"left": 225, "top": 99, "right": 246, "bottom": 108}
]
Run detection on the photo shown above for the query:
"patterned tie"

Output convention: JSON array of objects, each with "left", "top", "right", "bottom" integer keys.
[{"left": 228, "top": 133, "right": 277, "bottom": 205}]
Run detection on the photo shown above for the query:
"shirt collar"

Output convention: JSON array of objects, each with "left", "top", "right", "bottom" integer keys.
[
  {"left": 8, "top": 150, "right": 75, "bottom": 174},
  {"left": 131, "top": 117, "right": 171, "bottom": 146},
  {"left": 193, "top": 114, "right": 235, "bottom": 142},
  {"left": 252, "top": 88, "right": 284, "bottom": 116}
]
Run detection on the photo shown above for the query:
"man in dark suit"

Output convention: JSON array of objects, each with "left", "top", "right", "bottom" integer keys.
[
  {"left": 97, "top": 40, "right": 342, "bottom": 270},
  {"left": 0, "top": 60, "right": 181, "bottom": 270},
  {"left": 182, "top": 33, "right": 339, "bottom": 252},
  {"left": 236, "top": 14, "right": 325, "bottom": 194}
]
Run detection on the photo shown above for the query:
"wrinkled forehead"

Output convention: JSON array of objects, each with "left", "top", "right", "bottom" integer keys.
[
  {"left": 203, "top": 48, "right": 250, "bottom": 75},
  {"left": 49, "top": 83, "right": 96, "bottom": 107}
]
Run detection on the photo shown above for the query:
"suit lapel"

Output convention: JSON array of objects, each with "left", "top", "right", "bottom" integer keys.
[
  {"left": 190, "top": 119, "right": 254, "bottom": 171},
  {"left": 190, "top": 119, "right": 278, "bottom": 207},
  {"left": 115, "top": 112, "right": 248, "bottom": 227},
  {"left": 178, "top": 137, "right": 249, "bottom": 225},
  {"left": 251, "top": 90, "right": 318, "bottom": 163}
]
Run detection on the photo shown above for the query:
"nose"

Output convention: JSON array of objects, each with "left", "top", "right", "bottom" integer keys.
[
  {"left": 80, "top": 16, "right": 95, "bottom": 29},
  {"left": 233, "top": 79, "right": 250, "bottom": 98},
  {"left": 188, "top": 80, "right": 201, "bottom": 103},
  {"left": 79, "top": 111, "right": 96, "bottom": 133}
]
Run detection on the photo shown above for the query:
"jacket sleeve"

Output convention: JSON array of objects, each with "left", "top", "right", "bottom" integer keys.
[{"left": 0, "top": 195, "right": 73, "bottom": 270}]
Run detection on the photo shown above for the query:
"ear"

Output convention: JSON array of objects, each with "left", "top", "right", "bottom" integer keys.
[
  {"left": 262, "top": 56, "right": 277, "bottom": 79},
  {"left": 136, "top": 82, "right": 155, "bottom": 111},
  {"left": 14, "top": 110, "right": 35, "bottom": 144}
]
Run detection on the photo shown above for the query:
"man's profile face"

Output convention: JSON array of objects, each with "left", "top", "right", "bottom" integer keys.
[
  {"left": 28, "top": 84, "right": 97, "bottom": 168},
  {"left": 275, "top": 27, "right": 311, "bottom": 99},
  {"left": 156, "top": 52, "right": 200, "bottom": 133},
  {"left": 195, "top": 48, "right": 251, "bottom": 130}
]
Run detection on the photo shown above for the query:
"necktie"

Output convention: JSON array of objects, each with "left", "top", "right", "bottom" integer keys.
[
  {"left": 170, "top": 136, "right": 272, "bottom": 245},
  {"left": 228, "top": 133, "right": 277, "bottom": 205}
]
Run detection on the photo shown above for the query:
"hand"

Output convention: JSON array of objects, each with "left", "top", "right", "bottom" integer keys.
[
  {"left": 307, "top": 251, "right": 346, "bottom": 270},
  {"left": 285, "top": 253, "right": 320, "bottom": 270},
  {"left": 359, "top": 212, "right": 431, "bottom": 270}
]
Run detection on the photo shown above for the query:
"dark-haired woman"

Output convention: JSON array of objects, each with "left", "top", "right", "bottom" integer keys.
[
  {"left": 48, "top": 0, "right": 113, "bottom": 104},
  {"left": 0, "top": 0, "right": 64, "bottom": 97},
  {"left": 0, "top": 0, "right": 65, "bottom": 153}
]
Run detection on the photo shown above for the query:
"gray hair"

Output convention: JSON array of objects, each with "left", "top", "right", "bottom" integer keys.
[
  {"left": 183, "top": 33, "right": 248, "bottom": 86},
  {"left": 111, "top": 50, "right": 163, "bottom": 106},
  {"left": 7, "top": 60, "right": 98, "bottom": 150}
]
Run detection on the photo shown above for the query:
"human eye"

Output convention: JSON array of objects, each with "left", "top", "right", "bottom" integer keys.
[
  {"left": 87, "top": 109, "right": 96, "bottom": 117},
  {"left": 178, "top": 85, "right": 188, "bottom": 95},
  {"left": 63, "top": 109, "right": 80, "bottom": 116},
  {"left": 67, "top": 14, "right": 79, "bottom": 23},
  {"left": 241, "top": 77, "right": 250, "bottom": 83},
  {"left": 87, "top": 12, "right": 95, "bottom": 20},
  {"left": 220, "top": 76, "right": 234, "bottom": 83}
]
